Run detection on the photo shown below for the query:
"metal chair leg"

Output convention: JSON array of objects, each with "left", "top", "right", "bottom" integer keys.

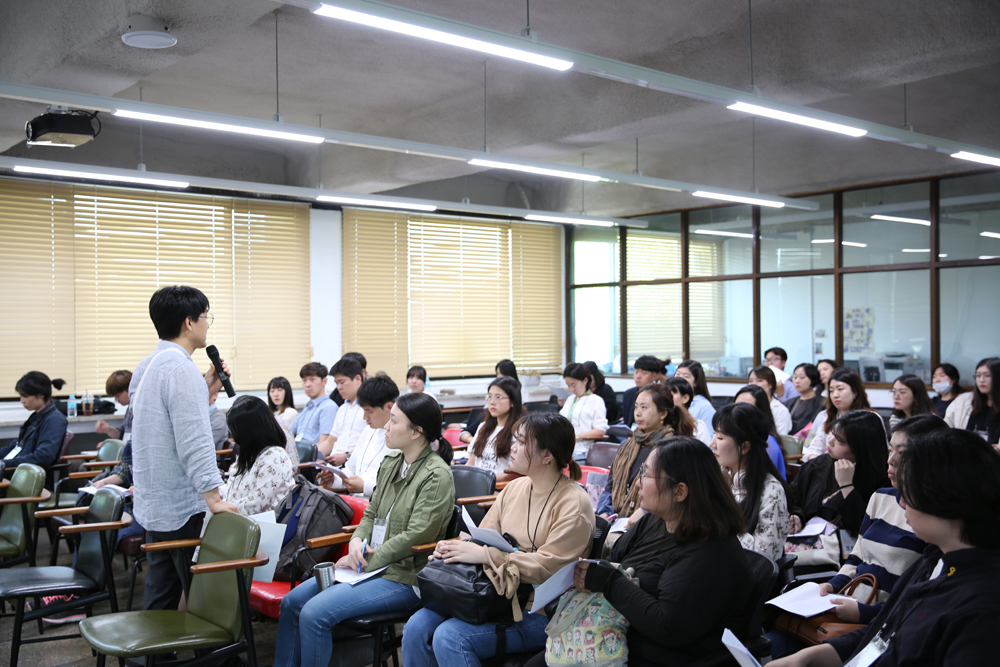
[
  {"left": 127, "top": 554, "right": 144, "bottom": 611},
  {"left": 33, "top": 595, "right": 44, "bottom": 635},
  {"left": 11, "top": 597, "right": 25, "bottom": 667}
]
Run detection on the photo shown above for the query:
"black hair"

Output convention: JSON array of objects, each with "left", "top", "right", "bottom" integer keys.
[
  {"left": 712, "top": 403, "right": 791, "bottom": 535},
  {"left": 748, "top": 365, "right": 778, "bottom": 396},
  {"left": 515, "top": 411, "right": 581, "bottom": 480},
  {"left": 299, "top": 362, "right": 328, "bottom": 379},
  {"left": 227, "top": 395, "right": 288, "bottom": 476},
  {"left": 357, "top": 373, "right": 400, "bottom": 409},
  {"left": 343, "top": 352, "right": 367, "bottom": 370},
  {"left": 582, "top": 361, "right": 606, "bottom": 390},
  {"left": 266, "top": 377, "right": 296, "bottom": 412},
  {"left": 148, "top": 285, "right": 210, "bottom": 340},
  {"left": 817, "top": 359, "right": 839, "bottom": 388},
  {"left": 563, "top": 362, "right": 594, "bottom": 392},
  {"left": 828, "top": 410, "right": 890, "bottom": 502},
  {"left": 932, "top": 363, "right": 965, "bottom": 396},
  {"left": 764, "top": 347, "right": 788, "bottom": 363},
  {"left": 15, "top": 371, "right": 65, "bottom": 401},
  {"left": 892, "top": 413, "right": 948, "bottom": 439},
  {"left": 734, "top": 384, "right": 783, "bottom": 450},
  {"left": 793, "top": 363, "right": 822, "bottom": 392},
  {"left": 638, "top": 383, "right": 694, "bottom": 437},
  {"left": 677, "top": 360, "right": 712, "bottom": 401},
  {"left": 898, "top": 428, "right": 1000, "bottom": 549},
  {"left": 824, "top": 367, "right": 871, "bottom": 432},
  {"left": 665, "top": 377, "right": 694, "bottom": 407},
  {"left": 634, "top": 355, "right": 662, "bottom": 374},
  {"left": 395, "top": 392, "right": 452, "bottom": 463},
  {"left": 331, "top": 358, "right": 364, "bottom": 381},
  {"left": 891, "top": 374, "right": 936, "bottom": 419},
  {"left": 496, "top": 359, "right": 519, "bottom": 384},
  {"left": 473, "top": 377, "right": 523, "bottom": 461},
  {"left": 407, "top": 366, "right": 427, "bottom": 382},
  {"left": 647, "top": 436, "right": 745, "bottom": 543},
  {"left": 971, "top": 357, "right": 1000, "bottom": 419}
]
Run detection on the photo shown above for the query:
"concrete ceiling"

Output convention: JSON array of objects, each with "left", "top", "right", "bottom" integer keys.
[{"left": 2, "top": 0, "right": 1000, "bottom": 216}]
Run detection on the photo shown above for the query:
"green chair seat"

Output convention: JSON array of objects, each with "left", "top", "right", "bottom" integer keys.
[
  {"left": 0, "top": 566, "right": 97, "bottom": 598},
  {"left": 80, "top": 611, "right": 235, "bottom": 656},
  {"left": 0, "top": 536, "right": 18, "bottom": 557},
  {"left": 39, "top": 492, "right": 80, "bottom": 510}
]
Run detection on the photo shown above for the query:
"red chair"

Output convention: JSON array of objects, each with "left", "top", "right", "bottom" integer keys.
[
  {"left": 442, "top": 427, "right": 465, "bottom": 451},
  {"left": 248, "top": 494, "right": 369, "bottom": 618},
  {"left": 577, "top": 465, "right": 610, "bottom": 486}
]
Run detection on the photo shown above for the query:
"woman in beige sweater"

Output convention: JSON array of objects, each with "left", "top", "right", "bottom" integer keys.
[{"left": 403, "top": 411, "right": 596, "bottom": 667}]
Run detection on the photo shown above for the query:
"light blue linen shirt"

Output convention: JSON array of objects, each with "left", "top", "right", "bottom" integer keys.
[
  {"left": 290, "top": 393, "right": 338, "bottom": 445},
  {"left": 129, "top": 341, "right": 223, "bottom": 532},
  {"left": 689, "top": 394, "right": 717, "bottom": 439}
]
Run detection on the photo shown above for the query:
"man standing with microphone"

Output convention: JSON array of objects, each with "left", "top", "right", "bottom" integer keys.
[{"left": 130, "top": 285, "right": 240, "bottom": 611}]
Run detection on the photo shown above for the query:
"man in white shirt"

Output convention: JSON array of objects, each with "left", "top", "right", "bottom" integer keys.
[
  {"left": 765, "top": 347, "right": 799, "bottom": 402},
  {"left": 322, "top": 373, "right": 398, "bottom": 497},
  {"left": 325, "top": 357, "right": 367, "bottom": 466}
]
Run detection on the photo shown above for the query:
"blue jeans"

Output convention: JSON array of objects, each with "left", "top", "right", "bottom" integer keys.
[
  {"left": 402, "top": 607, "right": 550, "bottom": 667},
  {"left": 274, "top": 575, "right": 421, "bottom": 667}
]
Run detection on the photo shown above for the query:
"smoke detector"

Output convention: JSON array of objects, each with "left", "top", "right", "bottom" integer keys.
[{"left": 122, "top": 15, "right": 177, "bottom": 49}]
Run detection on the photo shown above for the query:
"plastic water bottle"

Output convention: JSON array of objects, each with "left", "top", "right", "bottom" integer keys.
[{"left": 67, "top": 394, "right": 78, "bottom": 418}]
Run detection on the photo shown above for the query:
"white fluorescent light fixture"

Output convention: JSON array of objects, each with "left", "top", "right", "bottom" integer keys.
[
  {"left": 980, "top": 231, "right": 1000, "bottom": 240},
  {"left": 524, "top": 214, "right": 614, "bottom": 227},
  {"left": 871, "top": 214, "right": 930, "bottom": 226},
  {"left": 113, "top": 109, "right": 325, "bottom": 144},
  {"left": 901, "top": 248, "right": 931, "bottom": 253},
  {"left": 468, "top": 158, "right": 600, "bottom": 182},
  {"left": 952, "top": 151, "right": 1000, "bottom": 168},
  {"left": 727, "top": 102, "right": 868, "bottom": 138},
  {"left": 13, "top": 165, "right": 188, "bottom": 188},
  {"left": 692, "top": 190, "right": 785, "bottom": 208},
  {"left": 842, "top": 241, "right": 867, "bottom": 248},
  {"left": 939, "top": 254, "right": 948, "bottom": 258},
  {"left": 811, "top": 239, "right": 835, "bottom": 244},
  {"left": 313, "top": 4, "right": 573, "bottom": 71},
  {"left": 979, "top": 255, "right": 1000, "bottom": 260},
  {"left": 693, "top": 228, "right": 754, "bottom": 239},
  {"left": 316, "top": 194, "right": 436, "bottom": 211}
]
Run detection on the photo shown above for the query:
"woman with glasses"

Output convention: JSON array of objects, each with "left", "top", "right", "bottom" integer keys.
[
  {"left": 888, "top": 374, "right": 936, "bottom": 431},
  {"left": 945, "top": 357, "right": 1000, "bottom": 444},
  {"left": 465, "top": 376, "right": 522, "bottom": 483},
  {"left": 801, "top": 367, "right": 881, "bottom": 462}
]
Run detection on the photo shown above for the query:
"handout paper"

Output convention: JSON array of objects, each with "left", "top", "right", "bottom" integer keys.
[
  {"left": 248, "top": 510, "right": 286, "bottom": 583},
  {"left": 529, "top": 560, "right": 598, "bottom": 613},
  {"left": 721, "top": 628, "right": 763, "bottom": 667},
  {"left": 308, "top": 461, "right": 350, "bottom": 480},
  {"left": 789, "top": 516, "right": 837, "bottom": 538},
  {"left": 334, "top": 565, "right": 389, "bottom": 585},
  {"left": 765, "top": 582, "right": 852, "bottom": 617}
]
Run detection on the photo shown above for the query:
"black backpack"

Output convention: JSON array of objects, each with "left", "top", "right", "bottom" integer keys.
[{"left": 272, "top": 476, "right": 354, "bottom": 581}]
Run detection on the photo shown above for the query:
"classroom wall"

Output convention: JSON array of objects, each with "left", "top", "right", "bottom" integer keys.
[{"left": 310, "top": 208, "right": 342, "bottom": 368}]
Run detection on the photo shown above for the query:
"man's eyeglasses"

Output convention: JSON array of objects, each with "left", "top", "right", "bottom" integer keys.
[{"left": 203, "top": 312, "right": 214, "bottom": 327}]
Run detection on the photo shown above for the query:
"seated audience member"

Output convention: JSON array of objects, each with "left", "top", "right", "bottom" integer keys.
[
  {"left": 322, "top": 373, "right": 398, "bottom": 498},
  {"left": 289, "top": 362, "right": 339, "bottom": 456},
  {"left": 946, "top": 357, "right": 1000, "bottom": 444},
  {"left": 276, "top": 392, "right": 455, "bottom": 667},
  {"left": 816, "top": 358, "right": 839, "bottom": 397},
  {"left": 712, "top": 403, "right": 791, "bottom": 562},
  {"left": 220, "top": 395, "right": 295, "bottom": 515},
  {"left": 791, "top": 410, "right": 890, "bottom": 536},
  {"left": 460, "top": 359, "right": 519, "bottom": 444},
  {"left": 94, "top": 370, "right": 133, "bottom": 441},
  {"left": 802, "top": 367, "right": 878, "bottom": 462},
  {"left": 560, "top": 362, "right": 609, "bottom": 460},
  {"left": 734, "top": 384, "right": 788, "bottom": 481},
  {"left": 888, "top": 373, "right": 936, "bottom": 431},
  {"left": 1, "top": 371, "right": 68, "bottom": 468},
  {"left": 623, "top": 355, "right": 663, "bottom": 428},
  {"left": 770, "top": 428, "right": 1000, "bottom": 667},
  {"left": 666, "top": 377, "right": 712, "bottom": 445},
  {"left": 931, "top": 362, "right": 964, "bottom": 418},
  {"left": 558, "top": 437, "right": 753, "bottom": 667},
  {"left": 584, "top": 360, "right": 620, "bottom": 423},
  {"left": 403, "top": 412, "right": 595, "bottom": 666},
  {"left": 749, "top": 365, "right": 793, "bottom": 435},
  {"left": 406, "top": 365, "right": 427, "bottom": 394},
  {"left": 208, "top": 386, "right": 228, "bottom": 449},
  {"left": 91, "top": 442, "right": 143, "bottom": 543},
  {"left": 325, "top": 357, "right": 368, "bottom": 465},
  {"left": 598, "top": 383, "right": 693, "bottom": 525},
  {"left": 655, "top": 357, "right": 670, "bottom": 383},
  {"left": 268, "top": 376, "right": 298, "bottom": 428},
  {"left": 466, "top": 376, "right": 521, "bottom": 483},
  {"left": 765, "top": 346, "right": 797, "bottom": 401},
  {"left": 329, "top": 351, "right": 367, "bottom": 406},
  {"left": 784, "top": 363, "right": 825, "bottom": 437},
  {"left": 674, "top": 360, "right": 717, "bottom": 438}
]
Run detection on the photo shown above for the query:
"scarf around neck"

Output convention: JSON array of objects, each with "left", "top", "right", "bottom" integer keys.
[{"left": 610, "top": 424, "right": 673, "bottom": 516}]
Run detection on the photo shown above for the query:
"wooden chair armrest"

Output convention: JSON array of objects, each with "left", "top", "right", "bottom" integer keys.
[
  {"left": 36, "top": 506, "right": 90, "bottom": 519},
  {"left": 297, "top": 462, "right": 317, "bottom": 470},
  {"left": 60, "top": 512, "right": 133, "bottom": 535},
  {"left": 411, "top": 542, "right": 437, "bottom": 554},
  {"left": 456, "top": 494, "right": 497, "bottom": 506},
  {"left": 61, "top": 453, "right": 98, "bottom": 461},
  {"left": 0, "top": 480, "right": 9, "bottom": 489},
  {"left": 306, "top": 532, "right": 353, "bottom": 549},
  {"left": 343, "top": 525, "right": 358, "bottom": 533},
  {"left": 0, "top": 489, "right": 51, "bottom": 505},
  {"left": 216, "top": 449, "right": 234, "bottom": 456},
  {"left": 785, "top": 454, "right": 803, "bottom": 461},
  {"left": 83, "top": 460, "right": 119, "bottom": 469},
  {"left": 477, "top": 501, "right": 495, "bottom": 509},
  {"left": 495, "top": 481, "right": 509, "bottom": 490},
  {"left": 190, "top": 548, "right": 268, "bottom": 575},
  {"left": 142, "top": 538, "right": 202, "bottom": 553},
  {"left": 68, "top": 470, "right": 102, "bottom": 479}
]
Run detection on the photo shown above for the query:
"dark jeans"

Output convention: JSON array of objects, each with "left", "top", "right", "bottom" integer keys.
[{"left": 143, "top": 512, "right": 205, "bottom": 611}]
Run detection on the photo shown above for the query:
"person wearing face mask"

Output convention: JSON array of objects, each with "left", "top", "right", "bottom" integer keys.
[
  {"left": 559, "top": 362, "right": 609, "bottom": 460},
  {"left": 888, "top": 374, "right": 936, "bottom": 431},
  {"left": 784, "top": 363, "right": 826, "bottom": 437},
  {"left": 801, "top": 367, "right": 881, "bottom": 463},
  {"left": 930, "top": 363, "right": 964, "bottom": 418},
  {"left": 945, "top": 357, "right": 1000, "bottom": 444}
]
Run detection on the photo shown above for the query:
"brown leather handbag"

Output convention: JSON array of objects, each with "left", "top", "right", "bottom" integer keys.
[{"left": 773, "top": 574, "right": 879, "bottom": 646}]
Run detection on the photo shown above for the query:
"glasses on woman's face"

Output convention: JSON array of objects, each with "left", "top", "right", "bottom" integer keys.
[
  {"left": 487, "top": 393, "right": 509, "bottom": 403},
  {"left": 639, "top": 462, "right": 664, "bottom": 481}
]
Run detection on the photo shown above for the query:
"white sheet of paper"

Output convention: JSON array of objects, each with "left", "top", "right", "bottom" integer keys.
[
  {"left": 80, "top": 483, "right": 133, "bottom": 497},
  {"left": 789, "top": 516, "right": 836, "bottom": 538},
  {"left": 334, "top": 565, "right": 388, "bottom": 585},
  {"left": 530, "top": 560, "right": 595, "bottom": 613},
  {"left": 768, "top": 365, "right": 791, "bottom": 384},
  {"left": 468, "top": 525, "right": 516, "bottom": 553},
  {"left": 248, "top": 510, "right": 285, "bottom": 583},
  {"left": 721, "top": 628, "right": 763, "bottom": 667},
  {"left": 550, "top": 386, "right": 570, "bottom": 400},
  {"left": 765, "top": 582, "right": 852, "bottom": 617},
  {"left": 308, "top": 462, "right": 349, "bottom": 480},
  {"left": 609, "top": 517, "right": 630, "bottom": 534},
  {"left": 461, "top": 505, "right": 478, "bottom": 529}
]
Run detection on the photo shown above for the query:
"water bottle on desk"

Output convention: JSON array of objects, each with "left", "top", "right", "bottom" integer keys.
[
  {"left": 68, "top": 394, "right": 78, "bottom": 418},
  {"left": 82, "top": 390, "right": 94, "bottom": 417}
]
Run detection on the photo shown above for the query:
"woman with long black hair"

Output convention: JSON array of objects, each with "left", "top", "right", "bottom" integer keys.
[
  {"left": 675, "top": 360, "right": 716, "bottom": 438},
  {"left": 945, "top": 357, "right": 1000, "bottom": 444},
  {"left": 734, "top": 384, "right": 788, "bottom": 480},
  {"left": 466, "top": 376, "right": 521, "bottom": 482},
  {"left": 220, "top": 395, "right": 296, "bottom": 515}
]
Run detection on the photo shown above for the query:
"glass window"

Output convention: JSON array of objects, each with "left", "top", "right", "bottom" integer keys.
[
  {"left": 843, "top": 182, "right": 930, "bottom": 267},
  {"left": 940, "top": 265, "right": 1000, "bottom": 384},
  {"left": 760, "top": 275, "right": 835, "bottom": 366},
  {"left": 688, "top": 205, "right": 753, "bottom": 277},
  {"left": 940, "top": 172, "right": 1000, "bottom": 261},
  {"left": 571, "top": 286, "right": 620, "bottom": 373},
  {"left": 626, "top": 283, "right": 682, "bottom": 370},
  {"left": 760, "top": 194, "right": 835, "bottom": 272},
  {"left": 841, "top": 270, "right": 930, "bottom": 383},
  {"left": 689, "top": 279, "right": 753, "bottom": 377},
  {"left": 626, "top": 213, "right": 681, "bottom": 281},
  {"left": 572, "top": 227, "right": 619, "bottom": 285}
]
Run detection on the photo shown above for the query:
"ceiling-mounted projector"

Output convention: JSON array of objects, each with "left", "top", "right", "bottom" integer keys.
[{"left": 25, "top": 109, "right": 101, "bottom": 148}]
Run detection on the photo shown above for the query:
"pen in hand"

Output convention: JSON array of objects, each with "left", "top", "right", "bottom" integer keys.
[{"left": 358, "top": 539, "right": 367, "bottom": 574}]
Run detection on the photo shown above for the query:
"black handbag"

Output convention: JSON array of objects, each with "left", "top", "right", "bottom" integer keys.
[{"left": 416, "top": 555, "right": 531, "bottom": 626}]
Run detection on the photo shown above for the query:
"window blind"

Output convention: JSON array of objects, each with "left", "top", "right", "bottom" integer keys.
[
  {"left": 687, "top": 240, "right": 726, "bottom": 359},
  {"left": 626, "top": 283, "right": 683, "bottom": 363}
]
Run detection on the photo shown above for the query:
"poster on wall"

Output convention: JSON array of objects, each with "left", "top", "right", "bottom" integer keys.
[{"left": 843, "top": 307, "right": 874, "bottom": 355}]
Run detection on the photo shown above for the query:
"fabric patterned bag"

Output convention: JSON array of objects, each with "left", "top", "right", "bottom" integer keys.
[{"left": 543, "top": 568, "right": 634, "bottom": 667}]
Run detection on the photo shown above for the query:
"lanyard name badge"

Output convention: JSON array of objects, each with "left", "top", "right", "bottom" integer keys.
[
  {"left": 844, "top": 634, "right": 888, "bottom": 667},
  {"left": 371, "top": 455, "right": 420, "bottom": 548}
]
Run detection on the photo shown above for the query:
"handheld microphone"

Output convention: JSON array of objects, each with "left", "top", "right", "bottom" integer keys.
[{"left": 205, "top": 345, "right": 236, "bottom": 397}]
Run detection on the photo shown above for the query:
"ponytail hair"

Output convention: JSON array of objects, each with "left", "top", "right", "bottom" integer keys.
[
  {"left": 395, "top": 393, "right": 451, "bottom": 463},
  {"left": 516, "top": 411, "right": 582, "bottom": 480},
  {"left": 15, "top": 371, "right": 65, "bottom": 401}
]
